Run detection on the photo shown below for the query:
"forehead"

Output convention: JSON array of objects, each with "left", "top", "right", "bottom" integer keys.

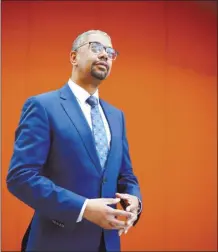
[{"left": 86, "top": 33, "right": 113, "bottom": 47}]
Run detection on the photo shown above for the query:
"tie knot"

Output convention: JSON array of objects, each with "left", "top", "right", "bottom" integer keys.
[{"left": 86, "top": 96, "right": 98, "bottom": 108}]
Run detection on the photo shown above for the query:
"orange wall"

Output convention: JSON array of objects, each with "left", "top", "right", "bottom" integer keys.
[{"left": 2, "top": 1, "right": 217, "bottom": 251}]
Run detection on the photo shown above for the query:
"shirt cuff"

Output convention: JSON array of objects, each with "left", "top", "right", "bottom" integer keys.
[
  {"left": 137, "top": 198, "right": 142, "bottom": 215},
  {"left": 76, "top": 199, "right": 89, "bottom": 223}
]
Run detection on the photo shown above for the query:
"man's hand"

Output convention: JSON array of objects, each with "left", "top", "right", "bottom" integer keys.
[
  {"left": 83, "top": 198, "right": 134, "bottom": 230},
  {"left": 115, "top": 193, "right": 139, "bottom": 236}
]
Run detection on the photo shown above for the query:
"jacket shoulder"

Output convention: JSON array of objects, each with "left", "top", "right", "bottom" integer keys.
[
  {"left": 100, "top": 99, "right": 123, "bottom": 115},
  {"left": 23, "top": 88, "right": 61, "bottom": 110}
]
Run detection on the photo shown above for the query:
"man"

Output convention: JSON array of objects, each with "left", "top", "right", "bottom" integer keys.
[{"left": 7, "top": 30, "right": 142, "bottom": 251}]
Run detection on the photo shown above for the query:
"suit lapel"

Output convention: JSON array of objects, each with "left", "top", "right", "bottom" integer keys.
[
  {"left": 59, "top": 84, "right": 118, "bottom": 175},
  {"left": 59, "top": 84, "right": 102, "bottom": 174}
]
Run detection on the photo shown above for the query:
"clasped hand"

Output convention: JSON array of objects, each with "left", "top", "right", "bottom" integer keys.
[{"left": 83, "top": 193, "right": 139, "bottom": 236}]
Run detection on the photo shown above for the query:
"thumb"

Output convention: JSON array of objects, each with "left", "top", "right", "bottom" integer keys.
[
  {"left": 116, "top": 193, "right": 123, "bottom": 197},
  {"left": 103, "top": 198, "right": 120, "bottom": 205},
  {"left": 116, "top": 193, "right": 129, "bottom": 200}
]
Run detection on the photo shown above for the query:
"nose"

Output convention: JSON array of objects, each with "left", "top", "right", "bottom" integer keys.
[{"left": 98, "top": 49, "right": 108, "bottom": 61}]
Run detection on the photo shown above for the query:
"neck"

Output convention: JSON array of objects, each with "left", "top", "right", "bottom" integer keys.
[{"left": 70, "top": 74, "right": 101, "bottom": 95}]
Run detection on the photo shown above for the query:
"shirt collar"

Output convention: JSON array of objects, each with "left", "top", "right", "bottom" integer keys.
[{"left": 68, "top": 78, "right": 99, "bottom": 104}]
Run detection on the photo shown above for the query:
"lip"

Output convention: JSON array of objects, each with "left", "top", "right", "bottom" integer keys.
[{"left": 95, "top": 62, "right": 109, "bottom": 70}]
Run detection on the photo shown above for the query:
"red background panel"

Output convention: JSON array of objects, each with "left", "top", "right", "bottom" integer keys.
[{"left": 2, "top": 1, "right": 217, "bottom": 251}]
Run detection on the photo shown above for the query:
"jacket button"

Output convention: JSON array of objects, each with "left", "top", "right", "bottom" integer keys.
[{"left": 102, "top": 178, "right": 107, "bottom": 184}]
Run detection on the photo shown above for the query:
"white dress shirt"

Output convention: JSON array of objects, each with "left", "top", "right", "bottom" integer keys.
[{"left": 68, "top": 79, "right": 111, "bottom": 222}]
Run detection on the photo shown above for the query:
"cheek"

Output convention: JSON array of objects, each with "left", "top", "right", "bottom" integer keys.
[
  {"left": 85, "top": 56, "right": 95, "bottom": 67},
  {"left": 78, "top": 52, "right": 94, "bottom": 69},
  {"left": 79, "top": 59, "right": 92, "bottom": 71}
]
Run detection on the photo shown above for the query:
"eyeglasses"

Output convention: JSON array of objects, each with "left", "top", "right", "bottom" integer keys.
[{"left": 75, "top": 41, "right": 119, "bottom": 60}]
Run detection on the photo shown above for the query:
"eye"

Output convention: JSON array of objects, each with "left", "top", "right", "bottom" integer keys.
[
  {"left": 106, "top": 48, "right": 116, "bottom": 59},
  {"left": 91, "top": 42, "right": 102, "bottom": 53}
]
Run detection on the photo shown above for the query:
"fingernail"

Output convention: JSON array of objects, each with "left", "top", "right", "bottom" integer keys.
[{"left": 125, "top": 230, "right": 127, "bottom": 234}]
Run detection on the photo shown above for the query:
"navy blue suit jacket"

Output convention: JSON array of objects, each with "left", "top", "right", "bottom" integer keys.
[{"left": 7, "top": 83, "right": 142, "bottom": 251}]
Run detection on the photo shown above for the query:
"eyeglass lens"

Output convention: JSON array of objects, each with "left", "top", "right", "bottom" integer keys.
[{"left": 90, "top": 42, "right": 117, "bottom": 60}]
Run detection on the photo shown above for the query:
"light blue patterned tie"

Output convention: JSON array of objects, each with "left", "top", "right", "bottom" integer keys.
[{"left": 86, "top": 96, "right": 109, "bottom": 169}]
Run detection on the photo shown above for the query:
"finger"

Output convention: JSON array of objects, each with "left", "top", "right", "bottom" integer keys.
[
  {"left": 124, "top": 223, "right": 133, "bottom": 234},
  {"left": 126, "top": 214, "right": 137, "bottom": 225},
  {"left": 119, "top": 224, "right": 131, "bottom": 236},
  {"left": 124, "top": 215, "right": 137, "bottom": 234},
  {"left": 126, "top": 204, "right": 137, "bottom": 212},
  {"left": 126, "top": 209, "right": 137, "bottom": 218},
  {"left": 119, "top": 213, "right": 137, "bottom": 236},
  {"left": 119, "top": 229, "right": 124, "bottom": 236},
  {"left": 119, "top": 217, "right": 136, "bottom": 236},
  {"left": 108, "top": 218, "right": 128, "bottom": 229},
  {"left": 104, "top": 198, "right": 120, "bottom": 205},
  {"left": 115, "top": 193, "right": 130, "bottom": 200},
  {"left": 110, "top": 208, "right": 134, "bottom": 218}
]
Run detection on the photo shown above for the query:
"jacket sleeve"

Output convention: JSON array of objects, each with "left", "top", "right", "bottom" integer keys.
[
  {"left": 117, "top": 111, "right": 142, "bottom": 225},
  {"left": 6, "top": 97, "right": 86, "bottom": 229}
]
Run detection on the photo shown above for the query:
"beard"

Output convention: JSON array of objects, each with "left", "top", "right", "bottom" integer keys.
[{"left": 90, "top": 64, "right": 108, "bottom": 80}]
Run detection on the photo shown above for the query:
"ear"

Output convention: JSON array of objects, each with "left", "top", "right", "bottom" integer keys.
[{"left": 70, "top": 51, "right": 78, "bottom": 66}]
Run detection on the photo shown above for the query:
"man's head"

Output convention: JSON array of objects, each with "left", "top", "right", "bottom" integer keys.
[{"left": 70, "top": 30, "right": 118, "bottom": 81}]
